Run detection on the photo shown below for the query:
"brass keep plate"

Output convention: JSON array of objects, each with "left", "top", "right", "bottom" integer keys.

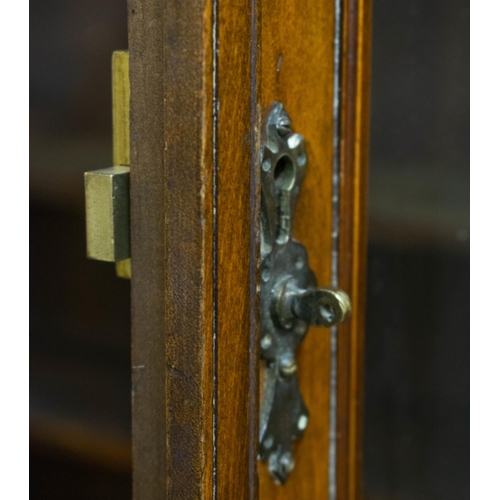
[
  {"left": 85, "top": 167, "right": 130, "bottom": 262},
  {"left": 84, "top": 50, "right": 131, "bottom": 278}
]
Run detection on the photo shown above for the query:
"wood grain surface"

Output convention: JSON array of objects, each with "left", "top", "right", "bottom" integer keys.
[
  {"left": 129, "top": 0, "right": 371, "bottom": 498},
  {"left": 336, "top": 1, "right": 372, "bottom": 499},
  {"left": 129, "top": 0, "right": 213, "bottom": 497},
  {"left": 129, "top": 1, "right": 168, "bottom": 497},
  {"left": 258, "top": 0, "right": 335, "bottom": 498},
  {"left": 214, "top": 0, "right": 260, "bottom": 498}
]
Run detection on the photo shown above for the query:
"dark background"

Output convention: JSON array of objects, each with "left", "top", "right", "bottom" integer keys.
[
  {"left": 30, "top": 1, "right": 469, "bottom": 498},
  {"left": 365, "top": 2, "right": 469, "bottom": 499}
]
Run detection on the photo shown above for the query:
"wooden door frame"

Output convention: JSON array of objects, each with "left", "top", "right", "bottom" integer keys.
[
  {"left": 337, "top": 1, "right": 372, "bottom": 498},
  {"left": 129, "top": 0, "right": 370, "bottom": 498}
]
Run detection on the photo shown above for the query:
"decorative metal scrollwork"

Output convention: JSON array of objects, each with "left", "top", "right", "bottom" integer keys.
[{"left": 258, "top": 102, "right": 351, "bottom": 484}]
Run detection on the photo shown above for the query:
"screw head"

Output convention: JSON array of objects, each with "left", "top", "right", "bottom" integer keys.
[
  {"left": 261, "top": 266, "right": 271, "bottom": 282},
  {"left": 262, "top": 158, "right": 271, "bottom": 172},
  {"left": 279, "top": 452, "right": 295, "bottom": 474},
  {"left": 260, "top": 335, "right": 272, "bottom": 350},
  {"left": 297, "top": 414, "right": 308, "bottom": 431},
  {"left": 279, "top": 354, "right": 297, "bottom": 377},
  {"left": 287, "top": 132, "right": 304, "bottom": 150},
  {"left": 277, "top": 115, "right": 291, "bottom": 136},
  {"left": 263, "top": 435, "right": 274, "bottom": 449}
]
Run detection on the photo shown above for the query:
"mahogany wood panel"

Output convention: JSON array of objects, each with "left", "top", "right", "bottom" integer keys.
[
  {"left": 215, "top": 0, "right": 260, "bottom": 498},
  {"left": 130, "top": 0, "right": 260, "bottom": 498},
  {"left": 129, "top": 0, "right": 370, "bottom": 498}
]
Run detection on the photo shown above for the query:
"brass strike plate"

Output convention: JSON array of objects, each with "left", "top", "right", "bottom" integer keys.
[
  {"left": 112, "top": 50, "right": 131, "bottom": 278},
  {"left": 84, "top": 50, "right": 131, "bottom": 279}
]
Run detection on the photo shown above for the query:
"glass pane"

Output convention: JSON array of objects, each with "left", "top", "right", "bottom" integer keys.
[{"left": 365, "top": 1, "right": 469, "bottom": 499}]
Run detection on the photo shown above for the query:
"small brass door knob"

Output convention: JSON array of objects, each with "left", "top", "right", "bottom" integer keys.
[{"left": 275, "top": 279, "right": 351, "bottom": 329}]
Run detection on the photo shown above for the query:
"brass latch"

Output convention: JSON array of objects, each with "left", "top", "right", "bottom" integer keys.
[
  {"left": 258, "top": 103, "right": 351, "bottom": 483},
  {"left": 84, "top": 50, "right": 131, "bottom": 279}
]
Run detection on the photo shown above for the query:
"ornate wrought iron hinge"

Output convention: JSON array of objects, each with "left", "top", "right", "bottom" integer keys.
[{"left": 258, "top": 102, "right": 351, "bottom": 484}]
